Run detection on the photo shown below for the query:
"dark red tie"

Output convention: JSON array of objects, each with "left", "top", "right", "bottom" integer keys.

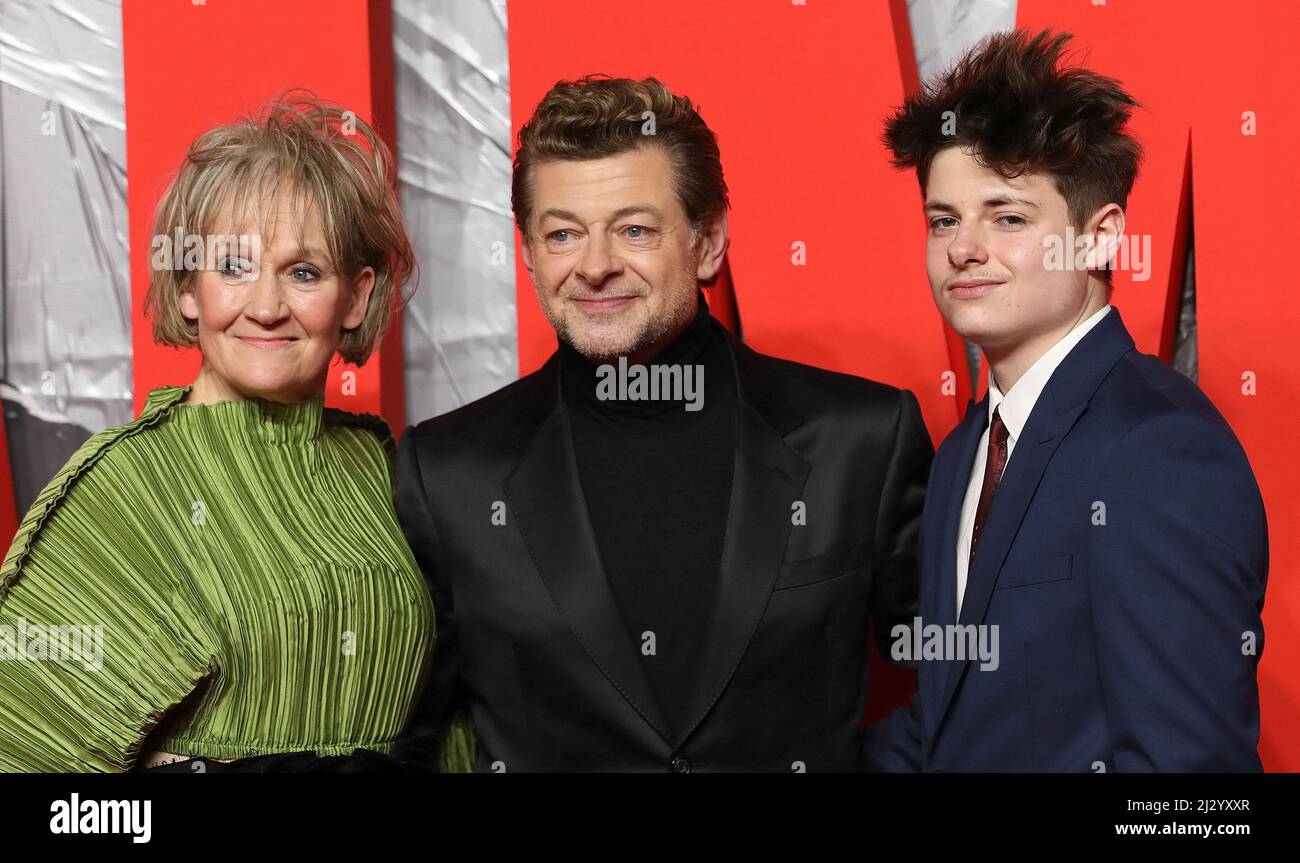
[{"left": 970, "top": 407, "right": 1010, "bottom": 564}]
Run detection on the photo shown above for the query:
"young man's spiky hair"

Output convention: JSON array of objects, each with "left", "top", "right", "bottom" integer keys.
[{"left": 883, "top": 29, "right": 1143, "bottom": 231}]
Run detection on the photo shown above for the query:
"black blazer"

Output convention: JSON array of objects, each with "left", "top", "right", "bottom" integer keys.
[{"left": 393, "top": 321, "right": 932, "bottom": 772}]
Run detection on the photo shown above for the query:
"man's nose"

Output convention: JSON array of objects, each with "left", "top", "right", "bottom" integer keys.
[
  {"left": 947, "top": 221, "right": 989, "bottom": 268},
  {"left": 574, "top": 230, "right": 623, "bottom": 285}
]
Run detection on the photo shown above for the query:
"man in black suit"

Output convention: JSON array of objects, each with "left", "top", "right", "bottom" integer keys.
[{"left": 393, "top": 75, "right": 932, "bottom": 772}]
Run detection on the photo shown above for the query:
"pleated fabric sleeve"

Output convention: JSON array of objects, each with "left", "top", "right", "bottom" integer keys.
[{"left": 0, "top": 405, "right": 215, "bottom": 771}]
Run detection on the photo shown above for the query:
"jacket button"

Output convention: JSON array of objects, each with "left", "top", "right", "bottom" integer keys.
[{"left": 671, "top": 757, "right": 691, "bottom": 773}]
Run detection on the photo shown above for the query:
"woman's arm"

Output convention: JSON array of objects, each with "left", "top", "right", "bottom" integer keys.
[{"left": 0, "top": 455, "right": 212, "bottom": 773}]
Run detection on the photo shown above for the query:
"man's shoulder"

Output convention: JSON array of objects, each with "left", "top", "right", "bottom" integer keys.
[
  {"left": 1094, "top": 348, "right": 1239, "bottom": 444},
  {"left": 1086, "top": 349, "right": 1266, "bottom": 563},
  {"left": 738, "top": 342, "right": 913, "bottom": 419},
  {"left": 405, "top": 361, "right": 554, "bottom": 451},
  {"left": 1, "top": 407, "right": 174, "bottom": 593},
  {"left": 1070, "top": 350, "right": 1262, "bottom": 518}
]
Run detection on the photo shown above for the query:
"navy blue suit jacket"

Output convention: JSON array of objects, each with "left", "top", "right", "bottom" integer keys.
[{"left": 864, "top": 308, "right": 1268, "bottom": 772}]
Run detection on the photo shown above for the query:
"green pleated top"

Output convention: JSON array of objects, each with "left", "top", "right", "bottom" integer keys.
[{"left": 0, "top": 385, "right": 437, "bottom": 772}]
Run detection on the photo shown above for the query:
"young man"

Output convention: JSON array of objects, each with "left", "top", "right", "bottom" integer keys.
[
  {"left": 864, "top": 30, "right": 1267, "bottom": 771},
  {"left": 394, "top": 76, "right": 932, "bottom": 771}
]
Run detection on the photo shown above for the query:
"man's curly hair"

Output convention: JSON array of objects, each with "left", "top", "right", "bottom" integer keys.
[
  {"left": 511, "top": 75, "right": 729, "bottom": 242},
  {"left": 883, "top": 29, "right": 1143, "bottom": 230}
]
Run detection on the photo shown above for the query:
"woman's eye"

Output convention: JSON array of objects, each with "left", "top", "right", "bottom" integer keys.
[
  {"left": 290, "top": 265, "right": 321, "bottom": 283},
  {"left": 218, "top": 257, "right": 251, "bottom": 277}
]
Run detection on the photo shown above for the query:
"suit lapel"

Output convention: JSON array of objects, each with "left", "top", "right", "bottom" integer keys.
[
  {"left": 938, "top": 399, "right": 986, "bottom": 629},
  {"left": 673, "top": 395, "right": 811, "bottom": 746},
  {"left": 934, "top": 308, "right": 1136, "bottom": 723},
  {"left": 921, "top": 397, "right": 986, "bottom": 734},
  {"left": 503, "top": 362, "right": 674, "bottom": 746},
  {"left": 500, "top": 327, "right": 812, "bottom": 751}
]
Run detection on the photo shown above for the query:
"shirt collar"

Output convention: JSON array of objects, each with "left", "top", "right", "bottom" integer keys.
[{"left": 987, "top": 304, "right": 1113, "bottom": 442}]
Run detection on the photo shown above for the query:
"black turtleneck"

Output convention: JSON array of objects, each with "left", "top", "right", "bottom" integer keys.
[{"left": 560, "top": 293, "right": 736, "bottom": 738}]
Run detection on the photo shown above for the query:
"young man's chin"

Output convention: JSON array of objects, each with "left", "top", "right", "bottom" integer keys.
[{"left": 938, "top": 306, "right": 1008, "bottom": 345}]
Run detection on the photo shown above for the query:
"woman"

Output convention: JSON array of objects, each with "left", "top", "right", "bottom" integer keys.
[{"left": 0, "top": 93, "right": 470, "bottom": 772}]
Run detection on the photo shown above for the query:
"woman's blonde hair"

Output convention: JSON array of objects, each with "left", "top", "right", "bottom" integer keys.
[{"left": 145, "top": 90, "right": 415, "bottom": 365}]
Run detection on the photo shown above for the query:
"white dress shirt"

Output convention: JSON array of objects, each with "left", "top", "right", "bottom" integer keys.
[{"left": 955, "top": 304, "right": 1113, "bottom": 617}]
